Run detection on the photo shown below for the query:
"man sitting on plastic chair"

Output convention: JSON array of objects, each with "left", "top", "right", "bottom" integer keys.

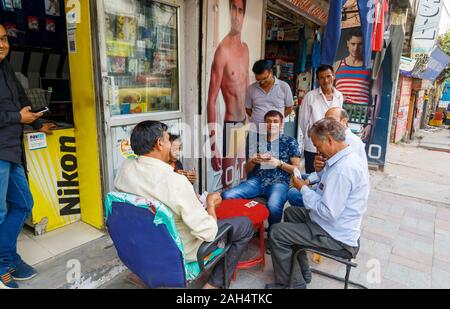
[
  {"left": 266, "top": 119, "right": 370, "bottom": 289},
  {"left": 113, "top": 121, "right": 253, "bottom": 289}
]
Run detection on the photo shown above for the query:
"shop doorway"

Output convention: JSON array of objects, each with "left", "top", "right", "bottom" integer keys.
[{"left": 1, "top": 0, "right": 105, "bottom": 266}]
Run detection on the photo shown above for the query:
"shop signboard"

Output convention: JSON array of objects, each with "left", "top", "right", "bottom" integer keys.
[
  {"left": 24, "top": 128, "right": 81, "bottom": 233},
  {"left": 411, "top": 0, "right": 444, "bottom": 60}
]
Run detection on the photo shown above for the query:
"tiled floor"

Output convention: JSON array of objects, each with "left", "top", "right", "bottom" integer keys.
[{"left": 17, "top": 221, "right": 105, "bottom": 266}]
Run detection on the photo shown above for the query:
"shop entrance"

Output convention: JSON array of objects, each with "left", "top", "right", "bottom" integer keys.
[
  {"left": 1, "top": 0, "right": 104, "bottom": 266},
  {"left": 263, "top": 0, "right": 325, "bottom": 140}
]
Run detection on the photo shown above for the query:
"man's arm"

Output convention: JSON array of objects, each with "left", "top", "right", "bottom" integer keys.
[
  {"left": 9, "top": 63, "right": 44, "bottom": 130},
  {"left": 207, "top": 47, "right": 226, "bottom": 170},
  {"left": 175, "top": 177, "right": 218, "bottom": 242},
  {"left": 284, "top": 106, "right": 293, "bottom": 117},
  {"left": 0, "top": 111, "right": 21, "bottom": 129},
  {"left": 300, "top": 172, "right": 351, "bottom": 222},
  {"left": 297, "top": 93, "right": 311, "bottom": 142},
  {"left": 284, "top": 83, "right": 294, "bottom": 117}
]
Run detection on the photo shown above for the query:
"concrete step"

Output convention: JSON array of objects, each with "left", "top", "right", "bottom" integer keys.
[{"left": 18, "top": 236, "right": 127, "bottom": 289}]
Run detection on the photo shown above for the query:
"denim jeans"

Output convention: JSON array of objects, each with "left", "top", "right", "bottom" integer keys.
[
  {"left": 0, "top": 160, "right": 34, "bottom": 273},
  {"left": 287, "top": 188, "right": 305, "bottom": 207},
  {"left": 221, "top": 178, "right": 289, "bottom": 226}
]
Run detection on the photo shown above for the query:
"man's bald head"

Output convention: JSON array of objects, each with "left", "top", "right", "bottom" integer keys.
[{"left": 325, "top": 107, "right": 349, "bottom": 127}]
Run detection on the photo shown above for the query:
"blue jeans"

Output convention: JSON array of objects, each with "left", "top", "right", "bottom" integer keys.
[
  {"left": 287, "top": 188, "right": 305, "bottom": 207},
  {"left": 221, "top": 178, "right": 289, "bottom": 226},
  {"left": 0, "top": 160, "right": 34, "bottom": 273}
]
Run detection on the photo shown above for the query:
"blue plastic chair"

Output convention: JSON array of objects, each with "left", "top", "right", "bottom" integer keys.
[{"left": 107, "top": 201, "right": 233, "bottom": 288}]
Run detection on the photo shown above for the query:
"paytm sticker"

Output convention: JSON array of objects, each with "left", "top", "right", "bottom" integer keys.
[{"left": 27, "top": 133, "right": 48, "bottom": 151}]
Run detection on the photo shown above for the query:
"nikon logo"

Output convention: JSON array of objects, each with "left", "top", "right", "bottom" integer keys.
[{"left": 57, "top": 136, "right": 81, "bottom": 216}]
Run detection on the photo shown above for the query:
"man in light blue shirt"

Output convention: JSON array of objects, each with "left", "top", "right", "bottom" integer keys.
[
  {"left": 288, "top": 107, "right": 368, "bottom": 207},
  {"left": 267, "top": 118, "right": 369, "bottom": 289}
]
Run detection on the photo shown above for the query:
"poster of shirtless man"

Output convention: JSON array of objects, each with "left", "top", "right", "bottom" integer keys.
[{"left": 207, "top": 0, "right": 248, "bottom": 190}]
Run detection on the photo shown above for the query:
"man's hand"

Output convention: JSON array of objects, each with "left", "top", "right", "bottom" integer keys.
[
  {"left": 360, "top": 124, "right": 372, "bottom": 142},
  {"left": 206, "top": 192, "right": 222, "bottom": 209},
  {"left": 20, "top": 107, "right": 43, "bottom": 124},
  {"left": 186, "top": 169, "right": 197, "bottom": 184},
  {"left": 314, "top": 154, "right": 326, "bottom": 173},
  {"left": 292, "top": 176, "right": 308, "bottom": 190},
  {"left": 250, "top": 154, "right": 264, "bottom": 165},
  {"left": 211, "top": 147, "right": 222, "bottom": 172},
  {"left": 262, "top": 157, "right": 281, "bottom": 168},
  {"left": 39, "top": 122, "right": 57, "bottom": 135}
]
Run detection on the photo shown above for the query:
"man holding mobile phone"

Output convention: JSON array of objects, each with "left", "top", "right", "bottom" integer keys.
[
  {"left": 222, "top": 111, "right": 302, "bottom": 227},
  {"left": 0, "top": 24, "right": 56, "bottom": 289}
]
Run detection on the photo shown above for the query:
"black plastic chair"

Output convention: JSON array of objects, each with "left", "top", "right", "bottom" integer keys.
[
  {"left": 289, "top": 243, "right": 368, "bottom": 289},
  {"left": 107, "top": 201, "right": 234, "bottom": 289}
]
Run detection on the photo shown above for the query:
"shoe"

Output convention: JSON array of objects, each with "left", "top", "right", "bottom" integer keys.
[
  {"left": 9, "top": 261, "right": 37, "bottom": 281},
  {"left": 0, "top": 272, "right": 18, "bottom": 289},
  {"left": 303, "top": 269, "right": 312, "bottom": 284}
]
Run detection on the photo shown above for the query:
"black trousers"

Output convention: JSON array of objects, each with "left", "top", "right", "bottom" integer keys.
[
  {"left": 269, "top": 208, "right": 352, "bottom": 286},
  {"left": 208, "top": 216, "right": 254, "bottom": 288},
  {"left": 304, "top": 151, "right": 317, "bottom": 174}
]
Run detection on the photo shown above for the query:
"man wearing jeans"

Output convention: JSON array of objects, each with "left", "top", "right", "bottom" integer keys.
[
  {"left": 0, "top": 24, "right": 55, "bottom": 289},
  {"left": 221, "top": 111, "right": 302, "bottom": 227},
  {"left": 267, "top": 119, "right": 369, "bottom": 289}
]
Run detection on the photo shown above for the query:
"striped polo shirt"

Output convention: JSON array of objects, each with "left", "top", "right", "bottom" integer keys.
[{"left": 335, "top": 59, "right": 371, "bottom": 105}]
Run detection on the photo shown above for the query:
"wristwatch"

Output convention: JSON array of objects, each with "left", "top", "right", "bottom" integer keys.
[{"left": 278, "top": 160, "right": 284, "bottom": 169}]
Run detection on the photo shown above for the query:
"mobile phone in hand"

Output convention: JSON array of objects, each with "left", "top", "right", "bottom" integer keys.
[{"left": 31, "top": 107, "right": 50, "bottom": 114}]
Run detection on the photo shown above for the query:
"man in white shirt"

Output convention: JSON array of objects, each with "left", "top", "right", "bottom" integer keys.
[
  {"left": 267, "top": 119, "right": 369, "bottom": 289},
  {"left": 298, "top": 65, "right": 344, "bottom": 173},
  {"left": 325, "top": 107, "right": 368, "bottom": 168},
  {"left": 114, "top": 121, "right": 253, "bottom": 289}
]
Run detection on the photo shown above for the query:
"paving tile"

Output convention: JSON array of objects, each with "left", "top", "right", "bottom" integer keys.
[
  {"left": 384, "top": 262, "right": 431, "bottom": 289},
  {"left": 401, "top": 216, "right": 418, "bottom": 229},
  {"left": 431, "top": 267, "right": 450, "bottom": 289},
  {"left": 389, "top": 254, "right": 432, "bottom": 273},
  {"left": 436, "top": 208, "right": 450, "bottom": 223},
  {"left": 397, "top": 229, "right": 434, "bottom": 244},
  {"left": 361, "top": 230, "right": 395, "bottom": 246},
  {"left": 391, "top": 245, "right": 433, "bottom": 266},
  {"left": 433, "top": 257, "right": 450, "bottom": 272}
]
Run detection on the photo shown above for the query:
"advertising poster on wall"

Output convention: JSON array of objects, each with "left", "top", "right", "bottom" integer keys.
[
  {"left": 333, "top": 0, "right": 396, "bottom": 165},
  {"left": 204, "top": 0, "right": 263, "bottom": 192}
]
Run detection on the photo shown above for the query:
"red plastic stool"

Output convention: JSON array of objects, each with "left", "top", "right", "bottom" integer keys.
[{"left": 216, "top": 199, "right": 269, "bottom": 281}]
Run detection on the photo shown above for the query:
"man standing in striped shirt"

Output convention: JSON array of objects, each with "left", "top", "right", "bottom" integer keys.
[{"left": 334, "top": 29, "right": 372, "bottom": 142}]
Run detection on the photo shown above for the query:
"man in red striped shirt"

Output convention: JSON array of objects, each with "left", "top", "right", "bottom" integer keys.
[{"left": 334, "top": 29, "right": 373, "bottom": 142}]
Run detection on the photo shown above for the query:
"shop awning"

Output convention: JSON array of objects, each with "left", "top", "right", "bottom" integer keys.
[{"left": 276, "top": 0, "right": 329, "bottom": 26}]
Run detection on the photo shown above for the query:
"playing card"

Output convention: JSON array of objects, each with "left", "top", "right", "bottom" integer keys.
[
  {"left": 245, "top": 201, "right": 258, "bottom": 208},
  {"left": 294, "top": 168, "right": 303, "bottom": 180}
]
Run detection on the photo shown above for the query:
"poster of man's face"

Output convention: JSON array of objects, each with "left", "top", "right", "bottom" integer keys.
[{"left": 45, "top": 0, "right": 61, "bottom": 17}]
